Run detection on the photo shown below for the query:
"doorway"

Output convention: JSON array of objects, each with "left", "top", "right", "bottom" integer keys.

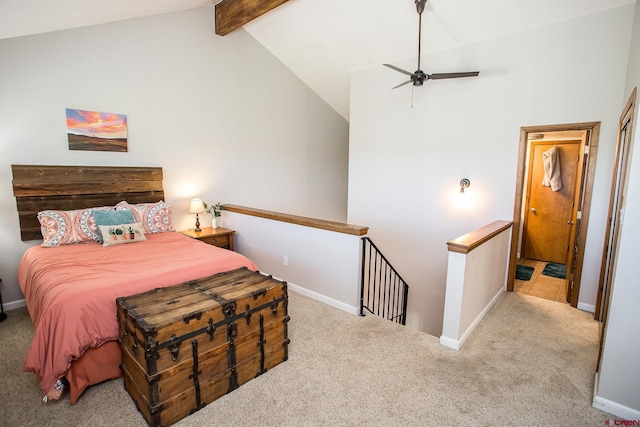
[
  {"left": 595, "top": 88, "right": 636, "bottom": 369},
  {"left": 507, "top": 122, "right": 601, "bottom": 308}
]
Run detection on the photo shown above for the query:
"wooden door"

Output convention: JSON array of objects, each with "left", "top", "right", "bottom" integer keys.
[{"left": 522, "top": 141, "right": 581, "bottom": 263}]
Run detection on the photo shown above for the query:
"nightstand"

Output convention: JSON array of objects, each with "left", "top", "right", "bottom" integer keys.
[{"left": 179, "top": 227, "right": 235, "bottom": 251}]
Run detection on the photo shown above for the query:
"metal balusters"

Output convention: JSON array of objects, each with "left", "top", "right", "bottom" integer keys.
[{"left": 359, "top": 237, "right": 409, "bottom": 325}]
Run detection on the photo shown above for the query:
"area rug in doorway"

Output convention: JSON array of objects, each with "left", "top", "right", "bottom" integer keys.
[
  {"left": 542, "top": 263, "right": 566, "bottom": 279},
  {"left": 516, "top": 265, "right": 534, "bottom": 281}
]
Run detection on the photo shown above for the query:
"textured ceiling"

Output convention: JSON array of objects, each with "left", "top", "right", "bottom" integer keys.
[{"left": 1, "top": 0, "right": 635, "bottom": 119}]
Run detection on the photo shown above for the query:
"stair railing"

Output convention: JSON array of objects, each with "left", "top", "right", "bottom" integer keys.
[{"left": 359, "top": 237, "right": 409, "bottom": 325}]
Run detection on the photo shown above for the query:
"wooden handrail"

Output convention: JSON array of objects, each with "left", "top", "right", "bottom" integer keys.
[
  {"left": 222, "top": 204, "right": 369, "bottom": 236},
  {"left": 447, "top": 220, "right": 513, "bottom": 254}
]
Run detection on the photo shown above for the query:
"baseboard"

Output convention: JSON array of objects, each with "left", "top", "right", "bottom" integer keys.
[
  {"left": 264, "top": 273, "right": 359, "bottom": 316},
  {"left": 3, "top": 298, "right": 26, "bottom": 311},
  {"left": 439, "top": 335, "right": 461, "bottom": 350},
  {"left": 577, "top": 302, "right": 595, "bottom": 313},
  {"left": 440, "top": 288, "right": 504, "bottom": 351},
  {"left": 593, "top": 373, "right": 640, "bottom": 419},
  {"left": 4, "top": 280, "right": 361, "bottom": 318}
]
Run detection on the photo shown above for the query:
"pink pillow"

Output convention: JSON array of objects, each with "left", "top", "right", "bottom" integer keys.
[
  {"left": 115, "top": 201, "right": 172, "bottom": 234},
  {"left": 37, "top": 206, "right": 114, "bottom": 247}
]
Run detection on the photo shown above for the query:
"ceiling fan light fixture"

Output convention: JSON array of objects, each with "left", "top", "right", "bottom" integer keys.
[{"left": 384, "top": 0, "right": 479, "bottom": 90}]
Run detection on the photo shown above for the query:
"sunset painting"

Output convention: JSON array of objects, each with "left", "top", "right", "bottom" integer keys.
[{"left": 66, "top": 108, "right": 128, "bottom": 152}]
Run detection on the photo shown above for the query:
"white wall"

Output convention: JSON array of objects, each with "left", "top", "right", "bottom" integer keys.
[
  {"left": 440, "top": 227, "right": 511, "bottom": 350},
  {"left": 0, "top": 7, "right": 349, "bottom": 306},
  {"left": 594, "top": 0, "right": 640, "bottom": 418},
  {"left": 222, "top": 212, "right": 363, "bottom": 314},
  {"left": 348, "top": 6, "right": 634, "bottom": 336}
]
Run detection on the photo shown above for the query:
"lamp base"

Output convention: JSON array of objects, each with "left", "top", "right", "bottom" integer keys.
[{"left": 194, "top": 213, "right": 201, "bottom": 232}]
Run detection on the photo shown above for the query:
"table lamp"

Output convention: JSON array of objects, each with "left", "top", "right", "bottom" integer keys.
[{"left": 188, "top": 198, "right": 206, "bottom": 232}]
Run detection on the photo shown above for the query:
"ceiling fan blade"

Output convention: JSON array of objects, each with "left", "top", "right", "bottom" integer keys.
[
  {"left": 392, "top": 80, "right": 413, "bottom": 89},
  {"left": 429, "top": 71, "right": 480, "bottom": 80},
  {"left": 384, "top": 64, "right": 414, "bottom": 76}
]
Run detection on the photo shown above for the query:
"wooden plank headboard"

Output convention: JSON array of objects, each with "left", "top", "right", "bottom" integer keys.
[{"left": 12, "top": 165, "right": 164, "bottom": 241}]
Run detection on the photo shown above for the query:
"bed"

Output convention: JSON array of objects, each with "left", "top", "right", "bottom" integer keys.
[{"left": 12, "top": 165, "right": 258, "bottom": 404}]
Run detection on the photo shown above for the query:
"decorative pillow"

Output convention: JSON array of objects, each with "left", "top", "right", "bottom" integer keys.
[
  {"left": 116, "top": 201, "right": 173, "bottom": 234},
  {"left": 98, "top": 222, "right": 147, "bottom": 247},
  {"left": 38, "top": 206, "right": 114, "bottom": 247},
  {"left": 92, "top": 209, "right": 136, "bottom": 243}
]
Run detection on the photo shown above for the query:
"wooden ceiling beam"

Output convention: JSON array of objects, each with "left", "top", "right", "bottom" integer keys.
[{"left": 215, "top": 0, "right": 290, "bottom": 36}]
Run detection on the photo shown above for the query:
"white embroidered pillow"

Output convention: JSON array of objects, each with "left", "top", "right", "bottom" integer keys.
[
  {"left": 98, "top": 222, "right": 147, "bottom": 247},
  {"left": 38, "top": 206, "right": 114, "bottom": 247},
  {"left": 116, "top": 201, "right": 173, "bottom": 234}
]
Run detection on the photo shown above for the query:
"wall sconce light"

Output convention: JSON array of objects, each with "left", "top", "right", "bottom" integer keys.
[
  {"left": 459, "top": 178, "right": 471, "bottom": 194},
  {"left": 188, "top": 198, "right": 206, "bottom": 232}
]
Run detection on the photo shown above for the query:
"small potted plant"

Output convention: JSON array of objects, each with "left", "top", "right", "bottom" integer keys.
[
  {"left": 108, "top": 228, "right": 117, "bottom": 240},
  {"left": 204, "top": 202, "right": 222, "bottom": 228}
]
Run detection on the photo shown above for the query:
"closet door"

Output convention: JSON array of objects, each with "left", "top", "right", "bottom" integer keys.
[
  {"left": 596, "top": 88, "right": 636, "bottom": 368},
  {"left": 596, "top": 89, "right": 636, "bottom": 319}
]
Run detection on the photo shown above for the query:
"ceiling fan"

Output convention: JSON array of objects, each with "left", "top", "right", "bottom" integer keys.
[{"left": 384, "top": 0, "right": 479, "bottom": 89}]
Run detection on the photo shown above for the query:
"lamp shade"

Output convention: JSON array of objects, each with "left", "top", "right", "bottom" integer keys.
[{"left": 188, "top": 198, "right": 205, "bottom": 214}]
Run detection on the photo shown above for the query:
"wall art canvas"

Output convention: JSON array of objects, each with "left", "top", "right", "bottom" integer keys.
[{"left": 66, "top": 108, "right": 128, "bottom": 152}]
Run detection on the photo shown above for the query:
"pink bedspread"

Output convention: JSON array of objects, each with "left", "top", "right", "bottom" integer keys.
[{"left": 18, "top": 231, "right": 258, "bottom": 395}]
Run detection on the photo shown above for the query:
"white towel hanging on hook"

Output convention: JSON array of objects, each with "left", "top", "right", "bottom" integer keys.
[{"left": 542, "top": 145, "right": 563, "bottom": 191}]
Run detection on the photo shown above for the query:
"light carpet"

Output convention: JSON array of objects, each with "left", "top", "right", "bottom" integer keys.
[{"left": 0, "top": 291, "right": 614, "bottom": 426}]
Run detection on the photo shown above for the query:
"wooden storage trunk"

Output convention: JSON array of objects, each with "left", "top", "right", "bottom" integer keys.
[{"left": 116, "top": 267, "right": 289, "bottom": 427}]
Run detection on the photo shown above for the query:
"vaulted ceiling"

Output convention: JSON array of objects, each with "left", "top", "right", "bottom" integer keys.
[{"left": 1, "top": 0, "right": 634, "bottom": 120}]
